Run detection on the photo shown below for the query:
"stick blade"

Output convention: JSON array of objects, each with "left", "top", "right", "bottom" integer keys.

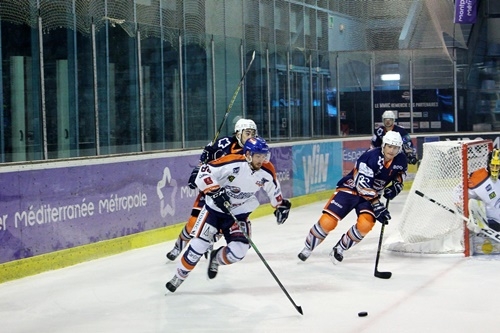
[
  {"left": 374, "top": 270, "right": 392, "bottom": 279},
  {"left": 296, "top": 305, "right": 304, "bottom": 315}
]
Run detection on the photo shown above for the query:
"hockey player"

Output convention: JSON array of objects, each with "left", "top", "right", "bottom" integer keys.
[
  {"left": 298, "top": 130, "right": 407, "bottom": 263},
  {"left": 467, "top": 148, "right": 500, "bottom": 232},
  {"left": 370, "top": 110, "right": 418, "bottom": 165},
  {"left": 166, "top": 137, "right": 291, "bottom": 292},
  {"left": 165, "top": 118, "right": 258, "bottom": 261}
]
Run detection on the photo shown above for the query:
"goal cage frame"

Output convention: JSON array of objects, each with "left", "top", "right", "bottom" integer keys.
[{"left": 385, "top": 139, "right": 493, "bottom": 257}]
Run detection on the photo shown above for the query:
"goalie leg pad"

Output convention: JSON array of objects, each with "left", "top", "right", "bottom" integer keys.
[{"left": 356, "top": 213, "right": 376, "bottom": 235}]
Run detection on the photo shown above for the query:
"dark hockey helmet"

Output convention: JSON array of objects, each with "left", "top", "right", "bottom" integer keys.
[{"left": 487, "top": 149, "right": 500, "bottom": 181}]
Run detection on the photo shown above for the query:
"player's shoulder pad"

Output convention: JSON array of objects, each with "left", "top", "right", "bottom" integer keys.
[
  {"left": 393, "top": 152, "right": 408, "bottom": 168},
  {"left": 260, "top": 161, "right": 279, "bottom": 183},
  {"left": 468, "top": 168, "right": 489, "bottom": 189},
  {"left": 209, "top": 153, "right": 246, "bottom": 166}
]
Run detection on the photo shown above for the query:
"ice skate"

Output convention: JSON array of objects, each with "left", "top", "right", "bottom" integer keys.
[
  {"left": 207, "top": 247, "right": 223, "bottom": 279},
  {"left": 203, "top": 242, "right": 214, "bottom": 259},
  {"left": 166, "top": 246, "right": 181, "bottom": 261},
  {"left": 297, "top": 247, "right": 311, "bottom": 262},
  {"left": 166, "top": 275, "right": 184, "bottom": 292},
  {"left": 329, "top": 244, "right": 344, "bottom": 264}
]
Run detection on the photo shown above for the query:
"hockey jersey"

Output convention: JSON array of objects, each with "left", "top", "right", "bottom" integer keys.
[
  {"left": 337, "top": 147, "right": 407, "bottom": 201},
  {"left": 468, "top": 168, "right": 500, "bottom": 223},
  {"left": 371, "top": 124, "right": 413, "bottom": 150},
  {"left": 195, "top": 154, "right": 283, "bottom": 216},
  {"left": 199, "top": 136, "right": 243, "bottom": 163}
]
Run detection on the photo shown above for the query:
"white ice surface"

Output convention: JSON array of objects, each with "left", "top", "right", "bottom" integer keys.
[{"left": 1, "top": 192, "right": 499, "bottom": 333}]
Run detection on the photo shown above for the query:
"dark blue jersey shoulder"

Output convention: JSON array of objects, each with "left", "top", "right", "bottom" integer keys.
[{"left": 200, "top": 136, "right": 242, "bottom": 162}]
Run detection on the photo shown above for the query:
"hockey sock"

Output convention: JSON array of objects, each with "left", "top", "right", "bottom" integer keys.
[
  {"left": 338, "top": 225, "right": 364, "bottom": 251},
  {"left": 305, "top": 222, "right": 328, "bottom": 251}
]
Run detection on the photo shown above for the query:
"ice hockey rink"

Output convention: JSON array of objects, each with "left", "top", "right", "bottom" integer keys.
[{"left": 1, "top": 191, "right": 499, "bottom": 333}]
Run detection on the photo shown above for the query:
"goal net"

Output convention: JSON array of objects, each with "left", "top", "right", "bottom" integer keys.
[{"left": 385, "top": 140, "right": 492, "bottom": 256}]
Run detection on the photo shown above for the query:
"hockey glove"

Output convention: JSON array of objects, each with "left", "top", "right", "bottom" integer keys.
[
  {"left": 187, "top": 166, "right": 200, "bottom": 189},
  {"left": 274, "top": 199, "right": 292, "bottom": 225},
  {"left": 383, "top": 181, "right": 403, "bottom": 200},
  {"left": 372, "top": 201, "right": 391, "bottom": 224},
  {"left": 407, "top": 153, "right": 418, "bottom": 165},
  {"left": 207, "top": 187, "right": 231, "bottom": 214}
]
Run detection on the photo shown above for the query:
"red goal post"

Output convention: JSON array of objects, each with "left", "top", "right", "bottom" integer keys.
[{"left": 385, "top": 139, "right": 493, "bottom": 257}]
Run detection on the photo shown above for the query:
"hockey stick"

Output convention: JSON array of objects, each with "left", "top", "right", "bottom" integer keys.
[
  {"left": 415, "top": 190, "right": 500, "bottom": 243},
  {"left": 374, "top": 199, "right": 392, "bottom": 279},
  {"left": 226, "top": 208, "right": 303, "bottom": 315},
  {"left": 211, "top": 50, "right": 256, "bottom": 145}
]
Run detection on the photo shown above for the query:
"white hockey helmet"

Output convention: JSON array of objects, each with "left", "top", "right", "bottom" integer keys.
[
  {"left": 382, "top": 131, "right": 403, "bottom": 153},
  {"left": 382, "top": 110, "right": 397, "bottom": 120},
  {"left": 234, "top": 118, "right": 257, "bottom": 147},
  {"left": 234, "top": 118, "right": 257, "bottom": 133}
]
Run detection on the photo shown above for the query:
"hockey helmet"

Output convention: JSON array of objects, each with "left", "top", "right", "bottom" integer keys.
[
  {"left": 382, "top": 110, "right": 397, "bottom": 120},
  {"left": 488, "top": 149, "right": 500, "bottom": 181},
  {"left": 244, "top": 136, "right": 269, "bottom": 155},
  {"left": 234, "top": 118, "right": 257, "bottom": 133},
  {"left": 382, "top": 131, "right": 403, "bottom": 153},
  {"left": 235, "top": 118, "right": 257, "bottom": 147}
]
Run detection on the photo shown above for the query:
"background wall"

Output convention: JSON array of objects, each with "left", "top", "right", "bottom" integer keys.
[{"left": 2, "top": 131, "right": 500, "bottom": 282}]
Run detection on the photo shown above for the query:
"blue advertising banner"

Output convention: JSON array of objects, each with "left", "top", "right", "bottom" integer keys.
[
  {"left": 0, "top": 146, "right": 295, "bottom": 264},
  {"left": 454, "top": 0, "right": 477, "bottom": 24},
  {"left": 292, "top": 142, "right": 343, "bottom": 196},
  {"left": 0, "top": 155, "right": 201, "bottom": 263}
]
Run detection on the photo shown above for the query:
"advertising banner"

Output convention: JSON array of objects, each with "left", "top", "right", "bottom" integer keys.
[
  {"left": 454, "top": 0, "right": 477, "bottom": 24},
  {"left": 0, "top": 146, "right": 295, "bottom": 264},
  {"left": 292, "top": 142, "right": 343, "bottom": 196},
  {"left": 342, "top": 140, "right": 371, "bottom": 176}
]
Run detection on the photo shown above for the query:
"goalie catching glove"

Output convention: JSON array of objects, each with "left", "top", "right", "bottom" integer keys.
[
  {"left": 207, "top": 187, "right": 231, "bottom": 214},
  {"left": 383, "top": 181, "right": 403, "bottom": 200},
  {"left": 372, "top": 201, "right": 391, "bottom": 224},
  {"left": 274, "top": 199, "right": 291, "bottom": 224}
]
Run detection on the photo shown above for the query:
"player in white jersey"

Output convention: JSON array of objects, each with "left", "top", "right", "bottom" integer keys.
[
  {"left": 467, "top": 148, "right": 500, "bottom": 232},
  {"left": 165, "top": 118, "right": 257, "bottom": 261},
  {"left": 166, "top": 137, "right": 291, "bottom": 292}
]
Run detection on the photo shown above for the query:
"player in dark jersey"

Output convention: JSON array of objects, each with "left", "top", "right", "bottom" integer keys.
[
  {"left": 371, "top": 110, "right": 418, "bottom": 165},
  {"left": 298, "top": 131, "right": 408, "bottom": 264}
]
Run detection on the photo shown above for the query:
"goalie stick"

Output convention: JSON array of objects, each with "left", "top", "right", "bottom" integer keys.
[
  {"left": 225, "top": 204, "right": 303, "bottom": 315},
  {"left": 415, "top": 190, "right": 500, "bottom": 243},
  {"left": 374, "top": 199, "right": 392, "bottom": 279},
  {"left": 211, "top": 50, "right": 256, "bottom": 146}
]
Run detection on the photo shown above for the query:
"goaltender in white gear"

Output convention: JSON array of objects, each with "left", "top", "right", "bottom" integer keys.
[
  {"left": 467, "top": 148, "right": 500, "bottom": 236},
  {"left": 166, "top": 136, "right": 291, "bottom": 292}
]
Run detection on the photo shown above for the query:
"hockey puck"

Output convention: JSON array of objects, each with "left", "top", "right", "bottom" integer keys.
[{"left": 358, "top": 311, "right": 368, "bottom": 317}]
